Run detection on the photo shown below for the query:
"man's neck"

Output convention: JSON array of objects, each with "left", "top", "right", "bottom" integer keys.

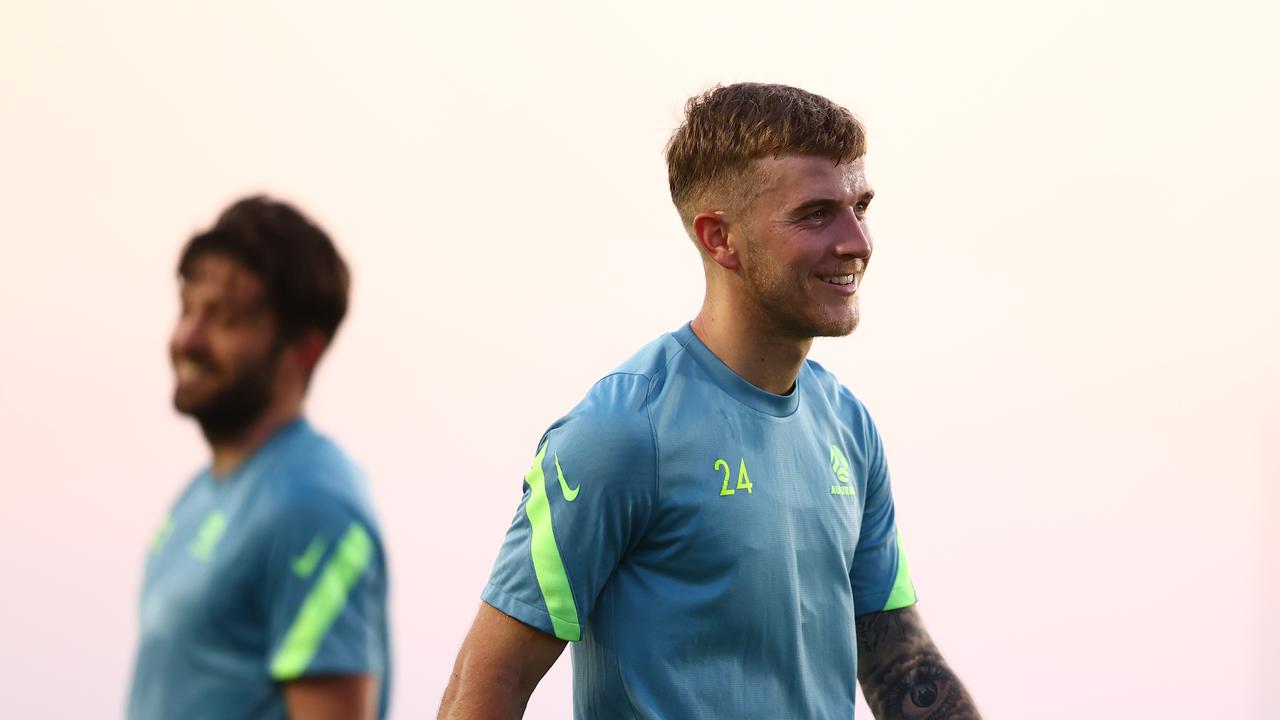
[
  {"left": 691, "top": 300, "right": 812, "bottom": 395},
  {"left": 206, "top": 402, "right": 302, "bottom": 477}
]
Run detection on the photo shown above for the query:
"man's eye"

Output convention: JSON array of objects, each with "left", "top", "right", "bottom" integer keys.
[
  {"left": 806, "top": 209, "right": 831, "bottom": 221},
  {"left": 203, "top": 306, "right": 231, "bottom": 326}
]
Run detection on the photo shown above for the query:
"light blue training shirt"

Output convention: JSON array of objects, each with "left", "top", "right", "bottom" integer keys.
[
  {"left": 128, "top": 418, "right": 391, "bottom": 720},
  {"left": 484, "top": 323, "right": 916, "bottom": 719}
]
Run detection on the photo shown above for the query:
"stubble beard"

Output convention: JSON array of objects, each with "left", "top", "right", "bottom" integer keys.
[
  {"left": 740, "top": 245, "right": 860, "bottom": 340},
  {"left": 173, "top": 346, "right": 281, "bottom": 444}
]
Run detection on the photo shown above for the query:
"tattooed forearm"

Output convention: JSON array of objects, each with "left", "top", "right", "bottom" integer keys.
[{"left": 855, "top": 606, "right": 981, "bottom": 720}]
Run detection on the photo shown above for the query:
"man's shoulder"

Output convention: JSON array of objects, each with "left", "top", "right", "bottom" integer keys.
[
  {"left": 803, "top": 356, "right": 876, "bottom": 426},
  {"left": 570, "top": 328, "right": 692, "bottom": 416},
  {"left": 262, "top": 422, "right": 378, "bottom": 526},
  {"left": 599, "top": 326, "right": 693, "bottom": 390},
  {"left": 273, "top": 421, "right": 360, "bottom": 477},
  {"left": 804, "top": 356, "right": 857, "bottom": 401},
  {"left": 539, "top": 328, "right": 695, "bottom": 461}
]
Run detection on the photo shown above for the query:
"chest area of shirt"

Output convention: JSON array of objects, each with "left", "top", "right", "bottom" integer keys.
[
  {"left": 140, "top": 496, "right": 266, "bottom": 642},
  {"left": 646, "top": 416, "right": 870, "bottom": 568}
]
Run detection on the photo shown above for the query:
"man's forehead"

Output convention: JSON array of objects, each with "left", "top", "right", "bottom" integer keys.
[
  {"left": 757, "top": 155, "right": 870, "bottom": 202},
  {"left": 181, "top": 254, "right": 264, "bottom": 302}
]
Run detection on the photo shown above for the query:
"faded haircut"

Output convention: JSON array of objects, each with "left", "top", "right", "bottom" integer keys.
[{"left": 665, "top": 83, "right": 867, "bottom": 231}]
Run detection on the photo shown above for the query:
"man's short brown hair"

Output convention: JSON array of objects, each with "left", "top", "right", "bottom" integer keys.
[
  {"left": 178, "top": 195, "right": 350, "bottom": 343},
  {"left": 665, "top": 83, "right": 867, "bottom": 230}
]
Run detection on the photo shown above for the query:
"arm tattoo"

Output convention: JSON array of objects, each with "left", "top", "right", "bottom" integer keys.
[{"left": 855, "top": 607, "right": 981, "bottom": 720}]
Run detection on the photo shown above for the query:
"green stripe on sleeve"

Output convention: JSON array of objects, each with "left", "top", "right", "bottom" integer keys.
[
  {"left": 882, "top": 528, "right": 918, "bottom": 611},
  {"left": 524, "top": 442, "right": 582, "bottom": 641},
  {"left": 270, "top": 522, "right": 374, "bottom": 679}
]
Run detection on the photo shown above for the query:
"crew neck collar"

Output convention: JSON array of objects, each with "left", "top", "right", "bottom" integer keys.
[
  {"left": 675, "top": 323, "right": 802, "bottom": 418},
  {"left": 206, "top": 416, "right": 309, "bottom": 482}
]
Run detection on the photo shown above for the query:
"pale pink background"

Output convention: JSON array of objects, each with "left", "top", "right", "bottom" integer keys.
[{"left": 2, "top": 2, "right": 1276, "bottom": 718}]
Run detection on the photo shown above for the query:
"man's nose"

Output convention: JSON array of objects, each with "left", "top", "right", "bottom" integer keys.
[
  {"left": 835, "top": 210, "right": 872, "bottom": 259},
  {"left": 172, "top": 314, "right": 209, "bottom": 355}
]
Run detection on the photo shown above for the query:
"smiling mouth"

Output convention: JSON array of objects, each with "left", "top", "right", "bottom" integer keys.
[
  {"left": 174, "top": 359, "right": 216, "bottom": 383},
  {"left": 819, "top": 271, "right": 860, "bottom": 288}
]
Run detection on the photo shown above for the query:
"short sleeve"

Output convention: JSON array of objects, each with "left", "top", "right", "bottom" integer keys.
[
  {"left": 850, "top": 414, "right": 917, "bottom": 616},
  {"left": 263, "top": 492, "right": 388, "bottom": 681},
  {"left": 483, "top": 374, "right": 656, "bottom": 642}
]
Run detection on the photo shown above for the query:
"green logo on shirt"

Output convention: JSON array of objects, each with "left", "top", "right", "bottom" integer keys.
[
  {"left": 291, "top": 535, "right": 328, "bottom": 579},
  {"left": 830, "top": 445, "right": 851, "bottom": 483},
  {"left": 555, "top": 454, "right": 580, "bottom": 502},
  {"left": 830, "top": 445, "right": 855, "bottom": 497},
  {"left": 187, "top": 510, "right": 228, "bottom": 561}
]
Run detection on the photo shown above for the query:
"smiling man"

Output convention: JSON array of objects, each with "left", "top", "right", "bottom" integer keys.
[
  {"left": 438, "top": 83, "right": 981, "bottom": 719},
  {"left": 128, "top": 197, "right": 391, "bottom": 720}
]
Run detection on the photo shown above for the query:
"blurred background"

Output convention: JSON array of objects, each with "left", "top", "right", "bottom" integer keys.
[{"left": 2, "top": 1, "right": 1276, "bottom": 717}]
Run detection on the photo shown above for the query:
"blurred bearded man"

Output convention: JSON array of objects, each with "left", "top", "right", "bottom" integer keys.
[
  {"left": 128, "top": 196, "right": 391, "bottom": 720},
  {"left": 439, "top": 83, "right": 981, "bottom": 719}
]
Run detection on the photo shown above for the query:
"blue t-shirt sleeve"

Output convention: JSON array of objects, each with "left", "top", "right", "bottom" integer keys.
[
  {"left": 850, "top": 413, "right": 917, "bottom": 616},
  {"left": 483, "top": 374, "right": 656, "bottom": 642},
  {"left": 262, "top": 491, "right": 388, "bottom": 680}
]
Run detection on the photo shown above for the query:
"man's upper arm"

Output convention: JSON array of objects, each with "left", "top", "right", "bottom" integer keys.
[
  {"left": 284, "top": 675, "right": 379, "bottom": 720},
  {"left": 262, "top": 490, "right": 389, "bottom": 684},
  {"left": 482, "top": 374, "right": 657, "bottom": 642},
  {"left": 438, "top": 602, "right": 568, "bottom": 718},
  {"left": 850, "top": 408, "right": 917, "bottom": 615}
]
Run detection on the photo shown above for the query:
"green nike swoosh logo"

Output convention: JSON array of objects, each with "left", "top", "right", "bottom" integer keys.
[
  {"left": 554, "top": 453, "right": 580, "bottom": 502},
  {"left": 291, "top": 536, "right": 328, "bottom": 579}
]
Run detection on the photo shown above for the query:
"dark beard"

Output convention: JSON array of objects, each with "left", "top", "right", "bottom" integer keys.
[{"left": 174, "top": 347, "right": 280, "bottom": 444}]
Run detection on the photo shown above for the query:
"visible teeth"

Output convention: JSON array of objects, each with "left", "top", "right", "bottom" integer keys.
[
  {"left": 175, "top": 362, "right": 207, "bottom": 382},
  {"left": 825, "top": 275, "right": 855, "bottom": 285}
]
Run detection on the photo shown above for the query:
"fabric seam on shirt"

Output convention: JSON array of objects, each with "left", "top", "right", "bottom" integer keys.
[
  {"left": 683, "top": 331, "right": 805, "bottom": 421},
  {"left": 483, "top": 583, "right": 581, "bottom": 631},
  {"left": 644, "top": 372, "right": 663, "bottom": 513},
  {"left": 852, "top": 596, "right": 917, "bottom": 617},
  {"left": 648, "top": 333, "right": 693, "bottom": 505},
  {"left": 591, "top": 362, "right": 675, "bottom": 528}
]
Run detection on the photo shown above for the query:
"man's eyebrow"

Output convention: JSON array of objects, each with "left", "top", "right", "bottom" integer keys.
[
  {"left": 789, "top": 191, "right": 874, "bottom": 214},
  {"left": 791, "top": 197, "right": 842, "bottom": 213}
]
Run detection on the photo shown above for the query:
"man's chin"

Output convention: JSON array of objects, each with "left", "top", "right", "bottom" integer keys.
[
  {"left": 797, "top": 295, "right": 859, "bottom": 338},
  {"left": 173, "top": 387, "right": 216, "bottom": 417},
  {"left": 182, "top": 402, "right": 267, "bottom": 443},
  {"left": 172, "top": 390, "right": 260, "bottom": 436},
  {"left": 769, "top": 309, "right": 858, "bottom": 341},
  {"left": 808, "top": 308, "right": 859, "bottom": 338},
  {"left": 814, "top": 322, "right": 857, "bottom": 338}
]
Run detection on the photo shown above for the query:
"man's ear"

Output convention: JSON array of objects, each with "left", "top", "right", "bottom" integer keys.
[
  {"left": 290, "top": 329, "right": 330, "bottom": 377},
  {"left": 692, "top": 211, "right": 740, "bottom": 270}
]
